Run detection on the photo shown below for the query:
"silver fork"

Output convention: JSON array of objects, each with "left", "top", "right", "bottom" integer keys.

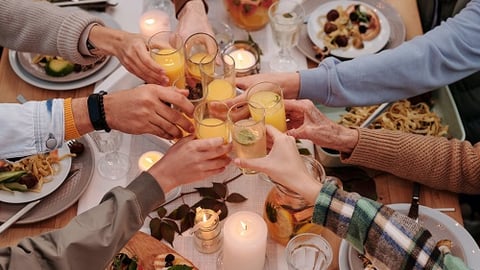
[{"left": 407, "top": 182, "right": 420, "bottom": 222}]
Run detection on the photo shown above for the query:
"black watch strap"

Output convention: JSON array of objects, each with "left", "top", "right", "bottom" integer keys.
[{"left": 87, "top": 91, "right": 111, "bottom": 132}]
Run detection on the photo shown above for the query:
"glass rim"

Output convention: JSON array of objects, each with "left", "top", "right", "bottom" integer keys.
[
  {"left": 227, "top": 100, "right": 266, "bottom": 125},
  {"left": 147, "top": 31, "right": 183, "bottom": 56},
  {"left": 285, "top": 232, "right": 333, "bottom": 267},
  {"left": 268, "top": 1, "right": 306, "bottom": 25},
  {"left": 184, "top": 32, "right": 219, "bottom": 56},
  {"left": 246, "top": 81, "right": 284, "bottom": 104},
  {"left": 194, "top": 100, "right": 229, "bottom": 127}
]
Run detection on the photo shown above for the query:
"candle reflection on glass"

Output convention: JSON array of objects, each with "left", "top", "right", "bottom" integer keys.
[
  {"left": 138, "top": 151, "right": 163, "bottom": 171},
  {"left": 139, "top": 9, "right": 171, "bottom": 36},
  {"left": 222, "top": 211, "right": 267, "bottom": 270}
]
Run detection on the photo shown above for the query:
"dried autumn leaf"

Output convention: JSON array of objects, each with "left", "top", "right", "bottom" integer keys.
[
  {"left": 157, "top": 207, "right": 167, "bottom": 218},
  {"left": 160, "top": 221, "right": 176, "bottom": 247},
  {"left": 212, "top": 182, "right": 227, "bottom": 198},
  {"left": 226, "top": 193, "right": 248, "bottom": 203},
  {"left": 195, "top": 187, "right": 221, "bottom": 199},
  {"left": 180, "top": 211, "right": 195, "bottom": 233},
  {"left": 167, "top": 204, "right": 190, "bottom": 220},
  {"left": 150, "top": 218, "right": 162, "bottom": 241}
]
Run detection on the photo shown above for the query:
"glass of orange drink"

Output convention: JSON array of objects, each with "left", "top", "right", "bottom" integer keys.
[
  {"left": 194, "top": 100, "right": 229, "bottom": 143},
  {"left": 200, "top": 53, "right": 236, "bottom": 102},
  {"left": 148, "top": 31, "right": 185, "bottom": 87},
  {"left": 246, "top": 81, "right": 287, "bottom": 132}
]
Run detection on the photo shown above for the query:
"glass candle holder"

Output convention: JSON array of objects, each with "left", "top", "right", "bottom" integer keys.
[
  {"left": 193, "top": 207, "right": 223, "bottom": 254},
  {"left": 223, "top": 41, "right": 261, "bottom": 77}
]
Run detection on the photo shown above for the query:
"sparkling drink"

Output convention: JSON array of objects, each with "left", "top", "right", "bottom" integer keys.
[
  {"left": 148, "top": 31, "right": 185, "bottom": 86},
  {"left": 247, "top": 82, "right": 287, "bottom": 132},
  {"left": 206, "top": 79, "right": 235, "bottom": 101}
]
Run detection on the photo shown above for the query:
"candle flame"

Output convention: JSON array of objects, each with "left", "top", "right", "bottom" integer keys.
[{"left": 241, "top": 221, "right": 247, "bottom": 231}]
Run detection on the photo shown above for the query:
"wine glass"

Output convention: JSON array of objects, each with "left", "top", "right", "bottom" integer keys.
[
  {"left": 89, "top": 130, "right": 130, "bottom": 180},
  {"left": 268, "top": 1, "right": 305, "bottom": 72}
]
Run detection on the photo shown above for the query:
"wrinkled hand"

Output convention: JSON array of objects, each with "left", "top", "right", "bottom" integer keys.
[
  {"left": 150, "top": 136, "right": 232, "bottom": 192},
  {"left": 104, "top": 84, "right": 195, "bottom": 140},
  {"left": 111, "top": 32, "right": 168, "bottom": 85},
  {"left": 233, "top": 126, "right": 321, "bottom": 201},
  {"left": 285, "top": 99, "right": 358, "bottom": 153}
]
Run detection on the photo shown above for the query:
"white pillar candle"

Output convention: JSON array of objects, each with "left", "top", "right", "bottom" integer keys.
[
  {"left": 229, "top": 49, "right": 256, "bottom": 70},
  {"left": 138, "top": 151, "right": 163, "bottom": 171},
  {"left": 222, "top": 211, "right": 267, "bottom": 270},
  {"left": 139, "top": 9, "right": 171, "bottom": 37}
]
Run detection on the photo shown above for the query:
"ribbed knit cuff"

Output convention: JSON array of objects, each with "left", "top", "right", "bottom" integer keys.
[
  {"left": 63, "top": 98, "right": 81, "bottom": 140},
  {"left": 127, "top": 172, "right": 166, "bottom": 218}
]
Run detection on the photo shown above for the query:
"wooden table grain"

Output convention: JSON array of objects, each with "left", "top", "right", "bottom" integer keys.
[{"left": 0, "top": 2, "right": 464, "bottom": 269}]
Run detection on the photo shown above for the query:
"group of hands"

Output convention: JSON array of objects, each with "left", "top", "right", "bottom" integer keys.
[{"left": 98, "top": 14, "right": 351, "bottom": 198}]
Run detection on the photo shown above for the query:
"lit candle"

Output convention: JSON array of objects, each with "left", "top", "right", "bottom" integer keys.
[
  {"left": 139, "top": 9, "right": 171, "bottom": 37},
  {"left": 222, "top": 211, "right": 267, "bottom": 270},
  {"left": 193, "top": 207, "right": 222, "bottom": 253},
  {"left": 138, "top": 151, "right": 163, "bottom": 171},
  {"left": 229, "top": 49, "right": 256, "bottom": 70}
]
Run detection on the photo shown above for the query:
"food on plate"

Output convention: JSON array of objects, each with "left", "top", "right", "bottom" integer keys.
[
  {"left": 109, "top": 252, "right": 143, "bottom": 270},
  {"left": 338, "top": 100, "right": 449, "bottom": 137},
  {"left": 316, "top": 3, "right": 381, "bottom": 51},
  {"left": 153, "top": 253, "right": 194, "bottom": 270},
  {"left": 31, "top": 54, "right": 107, "bottom": 77},
  {"left": 0, "top": 150, "right": 72, "bottom": 193}
]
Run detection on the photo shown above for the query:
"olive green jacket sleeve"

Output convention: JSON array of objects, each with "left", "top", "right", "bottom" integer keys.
[{"left": 0, "top": 172, "right": 165, "bottom": 270}]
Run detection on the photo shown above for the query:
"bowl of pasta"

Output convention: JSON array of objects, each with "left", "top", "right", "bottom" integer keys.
[{"left": 315, "top": 86, "right": 465, "bottom": 167}]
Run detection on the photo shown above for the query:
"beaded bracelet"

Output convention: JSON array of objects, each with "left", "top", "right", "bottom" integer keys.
[{"left": 87, "top": 90, "right": 111, "bottom": 132}]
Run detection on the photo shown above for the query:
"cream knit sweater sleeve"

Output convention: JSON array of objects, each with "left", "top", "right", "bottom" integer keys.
[
  {"left": 0, "top": 0, "right": 104, "bottom": 65},
  {"left": 342, "top": 128, "right": 480, "bottom": 194}
]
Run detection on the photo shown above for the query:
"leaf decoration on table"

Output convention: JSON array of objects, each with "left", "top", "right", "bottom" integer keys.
[{"left": 149, "top": 174, "right": 247, "bottom": 246}]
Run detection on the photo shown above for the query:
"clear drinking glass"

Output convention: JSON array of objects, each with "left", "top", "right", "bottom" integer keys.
[
  {"left": 268, "top": 1, "right": 305, "bottom": 72},
  {"left": 246, "top": 81, "right": 287, "bottom": 132},
  {"left": 89, "top": 130, "right": 130, "bottom": 180},
  {"left": 148, "top": 31, "right": 185, "bottom": 86},
  {"left": 210, "top": 19, "right": 234, "bottom": 52},
  {"left": 200, "top": 53, "right": 236, "bottom": 102},
  {"left": 184, "top": 33, "right": 219, "bottom": 99},
  {"left": 285, "top": 233, "right": 333, "bottom": 270},
  {"left": 227, "top": 100, "right": 266, "bottom": 174},
  {"left": 194, "top": 100, "right": 229, "bottom": 142}
]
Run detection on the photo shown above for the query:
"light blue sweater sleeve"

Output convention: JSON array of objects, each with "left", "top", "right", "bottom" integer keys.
[
  {"left": 0, "top": 99, "right": 65, "bottom": 159},
  {"left": 299, "top": 0, "right": 480, "bottom": 107}
]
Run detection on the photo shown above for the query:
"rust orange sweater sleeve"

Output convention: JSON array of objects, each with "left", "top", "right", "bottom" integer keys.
[{"left": 63, "top": 98, "right": 81, "bottom": 140}]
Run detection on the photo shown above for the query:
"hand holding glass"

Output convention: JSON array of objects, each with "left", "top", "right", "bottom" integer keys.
[
  {"left": 194, "top": 100, "right": 229, "bottom": 142},
  {"left": 247, "top": 81, "right": 287, "bottom": 132},
  {"left": 148, "top": 31, "right": 185, "bottom": 86},
  {"left": 227, "top": 101, "right": 267, "bottom": 174}
]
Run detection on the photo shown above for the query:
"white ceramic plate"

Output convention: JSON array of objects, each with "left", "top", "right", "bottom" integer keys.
[
  {"left": 306, "top": 0, "right": 391, "bottom": 59},
  {"left": 8, "top": 11, "right": 120, "bottom": 90},
  {"left": 0, "top": 145, "right": 72, "bottom": 204},
  {"left": 16, "top": 52, "right": 111, "bottom": 83},
  {"left": 339, "top": 203, "right": 480, "bottom": 269}
]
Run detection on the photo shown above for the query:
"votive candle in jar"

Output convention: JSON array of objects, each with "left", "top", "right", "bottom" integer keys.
[
  {"left": 224, "top": 41, "right": 260, "bottom": 77},
  {"left": 193, "top": 207, "right": 222, "bottom": 253},
  {"left": 138, "top": 151, "right": 163, "bottom": 171}
]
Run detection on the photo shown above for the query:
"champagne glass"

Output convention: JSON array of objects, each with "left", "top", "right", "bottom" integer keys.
[
  {"left": 89, "top": 130, "right": 130, "bottom": 180},
  {"left": 268, "top": 1, "right": 305, "bottom": 72},
  {"left": 148, "top": 31, "right": 185, "bottom": 86},
  {"left": 194, "top": 100, "right": 229, "bottom": 142}
]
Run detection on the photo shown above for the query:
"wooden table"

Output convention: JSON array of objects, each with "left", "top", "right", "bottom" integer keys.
[{"left": 0, "top": 1, "right": 464, "bottom": 268}]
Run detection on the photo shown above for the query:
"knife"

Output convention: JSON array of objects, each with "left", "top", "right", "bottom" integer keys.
[
  {"left": 0, "top": 200, "right": 41, "bottom": 234},
  {"left": 407, "top": 182, "right": 421, "bottom": 221},
  {"left": 0, "top": 169, "right": 80, "bottom": 234}
]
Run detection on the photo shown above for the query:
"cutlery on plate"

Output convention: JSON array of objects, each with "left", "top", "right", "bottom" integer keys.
[
  {"left": 0, "top": 199, "right": 41, "bottom": 234},
  {"left": 359, "top": 102, "right": 393, "bottom": 128},
  {"left": 0, "top": 169, "right": 80, "bottom": 234},
  {"left": 407, "top": 182, "right": 421, "bottom": 221}
]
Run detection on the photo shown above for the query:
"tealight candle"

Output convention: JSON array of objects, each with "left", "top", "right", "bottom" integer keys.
[
  {"left": 138, "top": 151, "right": 163, "bottom": 171},
  {"left": 192, "top": 207, "right": 222, "bottom": 253},
  {"left": 229, "top": 49, "right": 256, "bottom": 70},
  {"left": 224, "top": 41, "right": 260, "bottom": 77},
  {"left": 222, "top": 211, "right": 267, "bottom": 270},
  {"left": 139, "top": 9, "right": 171, "bottom": 37}
]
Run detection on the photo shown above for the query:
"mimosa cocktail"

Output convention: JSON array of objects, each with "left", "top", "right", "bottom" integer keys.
[
  {"left": 247, "top": 82, "right": 287, "bottom": 132},
  {"left": 228, "top": 101, "right": 266, "bottom": 174},
  {"left": 148, "top": 31, "right": 185, "bottom": 87},
  {"left": 194, "top": 101, "right": 229, "bottom": 142},
  {"left": 201, "top": 54, "right": 236, "bottom": 101},
  {"left": 206, "top": 79, "right": 235, "bottom": 101}
]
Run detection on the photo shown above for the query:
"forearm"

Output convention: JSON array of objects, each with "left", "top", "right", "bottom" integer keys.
[
  {"left": 0, "top": 172, "right": 165, "bottom": 270},
  {"left": 173, "top": 0, "right": 208, "bottom": 18},
  {"left": 312, "top": 182, "right": 445, "bottom": 269},
  {"left": 342, "top": 128, "right": 480, "bottom": 193}
]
